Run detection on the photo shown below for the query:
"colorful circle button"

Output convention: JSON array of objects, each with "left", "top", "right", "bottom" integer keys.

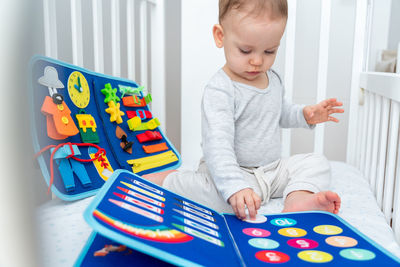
[
  {"left": 298, "top": 250, "right": 333, "bottom": 263},
  {"left": 244, "top": 214, "right": 267, "bottom": 224},
  {"left": 249, "top": 238, "right": 279, "bottom": 249},
  {"left": 326, "top": 236, "right": 358, "bottom": 247},
  {"left": 313, "top": 225, "right": 343, "bottom": 235},
  {"left": 278, "top": 227, "right": 307, "bottom": 237},
  {"left": 270, "top": 218, "right": 297, "bottom": 227},
  {"left": 242, "top": 228, "right": 271, "bottom": 237},
  {"left": 287, "top": 238, "right": 319, "bottom": 249},
  {"left": 340, "top": 248, "right": 376, "bottom": 261},
  {"left": 255, "top": 250, "right": 290, "bottom": 263}
]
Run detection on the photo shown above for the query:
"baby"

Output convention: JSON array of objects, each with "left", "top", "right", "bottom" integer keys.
[{"left": 144, "top": 0, "right": 343, "bottom": 221}]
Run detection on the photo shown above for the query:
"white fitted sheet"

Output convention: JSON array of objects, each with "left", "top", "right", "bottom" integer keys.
[{"left": 36, "top": 161, "right": 400, "bottom": 267}]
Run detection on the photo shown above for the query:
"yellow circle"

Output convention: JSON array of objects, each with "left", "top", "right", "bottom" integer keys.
[
  {"left": 67, "top": 71, "right": 90, "bottom": 108},
  {"left": 57, "top": 104, "right": 64, "bottom": 111},
  {"left": 278, "top": 227, "right": 307, "bottom": 237},
  {"left": 61, "top": 116, "right": 69, "bottom": 124},
  {"left": 326, "top": 236, "right": 358, "bottom": 247},
  {"left": 298, "top": 250, "right": 333, "bottom": 263},
  {"left": 313, "top": 225, "right": 343, "bottom": 235}
]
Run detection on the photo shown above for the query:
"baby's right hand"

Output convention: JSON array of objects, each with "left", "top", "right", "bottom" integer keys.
[{"left": 228, "top": 188, "right": 261, "bottom": 220}]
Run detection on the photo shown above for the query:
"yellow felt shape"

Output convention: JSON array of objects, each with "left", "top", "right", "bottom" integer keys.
[{"left": 105, "top": 101, "right": 125, "bottom": 124}]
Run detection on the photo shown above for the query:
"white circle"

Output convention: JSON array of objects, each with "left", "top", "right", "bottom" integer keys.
[{"left": 244, "top": 213, "right": 268, "bottom": 224}]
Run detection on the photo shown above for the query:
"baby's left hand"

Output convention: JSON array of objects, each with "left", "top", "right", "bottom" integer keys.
[{"left": 303, "top": 98, "right": 344, "bottom": 124}]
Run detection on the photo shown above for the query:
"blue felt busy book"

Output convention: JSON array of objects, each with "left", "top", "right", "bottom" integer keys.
[
  {"left": 30, "top": 56, "right": 181, "bottom": 200},
  {"left": 76, "top": 169, "right": 400, "bottom": 266}
]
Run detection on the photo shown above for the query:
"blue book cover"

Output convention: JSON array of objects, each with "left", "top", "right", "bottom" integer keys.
[{"left": 76, "top": 169, "right": 400, "bottom": 266}]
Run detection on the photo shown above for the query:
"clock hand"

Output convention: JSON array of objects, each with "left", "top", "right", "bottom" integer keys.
[{"left": 77, "top": 76, "right": 82, "bottom": 92}]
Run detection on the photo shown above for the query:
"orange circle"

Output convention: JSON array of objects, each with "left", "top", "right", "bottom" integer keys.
[{"left": 325, "top": 236, "right": 358, "bottom": 247}]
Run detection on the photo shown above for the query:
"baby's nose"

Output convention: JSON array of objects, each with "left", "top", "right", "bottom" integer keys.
[{"left": 250, "top": 55, "right": 263, "bottom": 66}]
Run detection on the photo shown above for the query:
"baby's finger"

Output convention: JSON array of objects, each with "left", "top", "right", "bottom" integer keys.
[
  {"left": 328, "top": 116, "right": 339, "bottom": 123},
  {"left": 245, "top": 194, "right": 256, "bottom": 220},
  {"left": 328, "top": 108, "right": 344, "bottom": 115},
  {"left": 229, "top": 197, "right": 239, "bottom": 218},
  {"left": 253, "top": 193, "right": 262, "bottom": 210},
  {"left": 236, "top": 197, "right": 246, "bottom": 219}
]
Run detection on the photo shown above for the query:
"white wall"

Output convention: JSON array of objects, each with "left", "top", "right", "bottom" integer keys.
[
  {"left": 180, "top": 0, "right": 225, "bottom": 170},
  {"left": 180, "top": 0, "right": 357, "bottom": 170}
]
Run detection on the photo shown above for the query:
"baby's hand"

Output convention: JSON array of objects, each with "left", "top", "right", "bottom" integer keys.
[
  {"left": 303, "top": 98, "right": 344, "bottom": 124},
  {"left": 228, "top": 188, "right": 261, "bottom": 220}
]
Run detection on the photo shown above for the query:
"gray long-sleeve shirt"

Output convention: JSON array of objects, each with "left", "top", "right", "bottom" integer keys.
[{"left": 201, "top": 69, "right": 312, "bottom": 202}]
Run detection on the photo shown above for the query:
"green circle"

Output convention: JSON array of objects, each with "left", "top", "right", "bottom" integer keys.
[
  {"left": 270, "top": 218, "right": 297, "bottom": 227},
  {"left": 248, "top": 238, "right": 280, "bottom": 249},
  {"left": 340, "top": 248, "right": 376, "bottom": 261}
]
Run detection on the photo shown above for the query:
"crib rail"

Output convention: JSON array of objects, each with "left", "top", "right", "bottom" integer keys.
[
  {"left": 356, "top": 72, "right": 400, "bottom": 242},
  {"left": 42, "top": 0, "right": 166, "bottom": 129}
]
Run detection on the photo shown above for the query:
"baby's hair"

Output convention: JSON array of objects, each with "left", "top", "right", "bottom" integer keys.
[{"left": 218, "top": 0, "right": 288, "bottom": 24}]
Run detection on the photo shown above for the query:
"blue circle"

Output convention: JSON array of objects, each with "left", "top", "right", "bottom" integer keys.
[
  {"left": 271, "top": 218, "right": 297, "bottom": 227},
  {"left": 248, "top": 238, "right": 280, "bottom": 249}
]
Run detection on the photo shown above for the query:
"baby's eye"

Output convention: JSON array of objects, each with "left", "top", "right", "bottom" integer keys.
[
  {"left": 239, "top": 48, "right": 251, "bottom": 54},
  {"left": 264, "top": 50, "right": 276, "bottom": 55}
]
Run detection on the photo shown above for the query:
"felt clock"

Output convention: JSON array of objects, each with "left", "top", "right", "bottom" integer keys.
[{"left": 68, "top": 71, "right": 90, "bottom": 108}]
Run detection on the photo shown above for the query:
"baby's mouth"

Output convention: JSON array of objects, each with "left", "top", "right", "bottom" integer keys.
[{"left": 246, "top": 71, "right": 261, "bottom": 75}]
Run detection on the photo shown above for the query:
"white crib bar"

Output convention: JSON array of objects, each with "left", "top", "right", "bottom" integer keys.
[
  {"left": 346, "top": 0, "right": 369, "bottom": 165},
  {"left": 359, "top": 92, "right": 370, "bottom": 172},
  {"left": 92, "top": 0, "right": 104, "bottom": 73},
  {"left": 139, "top": 0, "right": 148, "bottom": 88},
  {"left": 369, "top": 94, "right": 382, "bottom": 193},
  {"left": 71, "top": 0, "right": 84, "bottom": 67},
  {"left": 376, "top": 97, "right": 390, "bottom": 208},
  {"left": 354, "top": 106, "right": 363, "bottom": 169},
  {"left": 383, "top": 101, "right": 400, "bottom": 223},
  {"left": 111, "top": 0, "right": 121, "bottom": 77},
  {"left": 127, "top": 0, "right": 136, "bottom": 80},
  {"left": 364, "top": 92, "right": 375, "bottom": 181},
  {"left": 43, "top": 0, "right": 58, "bottom": 58},
  {"left": 393, "top": 138, "right": 400, "bottom": 243},
  {"left": 314, "top": 0, "right": 331, "bottom": 154},
  {"left": 150, "top": 0, "right": 166, "bottom": 130},
  {"left": 281, "top": 0, "right": 297, "bottom": 157}
]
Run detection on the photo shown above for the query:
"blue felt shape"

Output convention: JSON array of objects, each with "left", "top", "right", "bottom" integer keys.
[
  {"left": 50, "top": 144, "right": 81, "bottom": 159},
  {"left": 56, "top": 157, "right": 91, "bottom": 192}
]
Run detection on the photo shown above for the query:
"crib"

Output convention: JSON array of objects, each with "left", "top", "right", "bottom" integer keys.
[{"left": 7, "top": 0, "right": 400, "bottom": 266}]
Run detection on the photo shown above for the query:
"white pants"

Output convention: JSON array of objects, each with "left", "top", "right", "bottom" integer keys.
[{"left": 163, "top": 153, "right": 331, "bottom": 213}]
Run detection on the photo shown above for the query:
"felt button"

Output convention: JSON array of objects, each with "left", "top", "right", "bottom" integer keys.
[
  {"left": 278, "top": 227, "right": 307, "bottom": 237},
  {"left": 255, "top": 251, "right": 290, "bottom": 263},
  {"left": 57, "top": 104, "right": 64, "bottom": 111},
  {"left": 298, "top": 250, "right": 333, "bottom": 263},
  {"left": 61, "top": 116, "right": 69, "bottom": 124},
  {"left": 325, "top": 236, "right": 358, "bottom": 247},
  {"left": 313, "top": 225, "right": 343, "bottom": 235},
  {"left": 287, "top": 238, "right": 319, "bottom": 249},
  {"left": 242, "top": 228, "right": 271, "bottom": 237},
  {"left": 339, "top": 248, "right": 375, "bottom": 261}
]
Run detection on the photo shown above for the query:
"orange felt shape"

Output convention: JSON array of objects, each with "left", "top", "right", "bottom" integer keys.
[{"left": 41, "top": 96, "right": 79, "bottom": 139}]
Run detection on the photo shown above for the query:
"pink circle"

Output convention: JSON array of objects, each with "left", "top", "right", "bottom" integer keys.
[
  {"left": 287, "top": 238, "right": 319, "bottom": 249},
  {"left": 255, "top": 250, "right": 290, "bottom": 263},
  {"left": 242, "top": 228, "right": 271, "bottom": 237}
]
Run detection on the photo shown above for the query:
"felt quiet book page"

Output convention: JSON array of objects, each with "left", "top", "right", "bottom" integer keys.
[{"left": 79, "top": 170, "right": 400, "bottom": 266}]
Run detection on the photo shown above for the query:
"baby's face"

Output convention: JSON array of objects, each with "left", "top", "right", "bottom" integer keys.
[{"left": 219, "top": 10, "right": 286, "bottom": 86}]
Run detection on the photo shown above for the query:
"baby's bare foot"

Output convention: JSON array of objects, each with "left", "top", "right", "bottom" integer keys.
[{"left": 282, "top": 191, "right": 341, "bottom": 214}]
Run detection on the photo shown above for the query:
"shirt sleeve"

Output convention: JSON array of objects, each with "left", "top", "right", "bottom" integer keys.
[
  {"left": 279, "top": 96, "right": 314, "bottom": 129},
  {"left": 201, "top": 82, "right": 251, "bottom": 203}
]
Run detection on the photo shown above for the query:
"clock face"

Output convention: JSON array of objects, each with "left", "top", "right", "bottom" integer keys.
[{"left": 67, "top": 71, "right": 90, "bottom": 108}]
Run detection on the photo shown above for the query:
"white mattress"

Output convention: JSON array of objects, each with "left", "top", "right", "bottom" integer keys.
[{"left": 36, "top": 161, "right": 400, "bottom": 266}]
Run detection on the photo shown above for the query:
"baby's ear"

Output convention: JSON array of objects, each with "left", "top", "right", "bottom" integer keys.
[{"left": 212, "top": 24, "right": 224, "bottom": 48}]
